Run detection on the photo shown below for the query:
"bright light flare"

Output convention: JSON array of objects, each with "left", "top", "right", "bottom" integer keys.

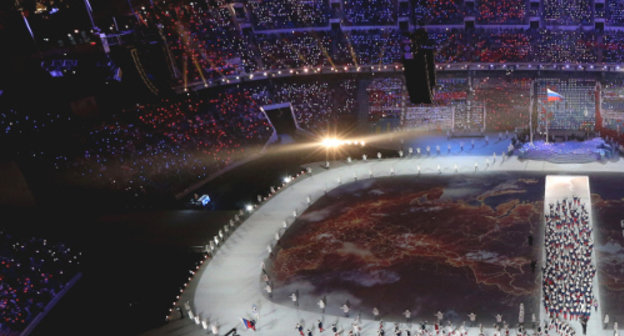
[{"left": 321, "top": 138, "right": 342, "bottom": 148}]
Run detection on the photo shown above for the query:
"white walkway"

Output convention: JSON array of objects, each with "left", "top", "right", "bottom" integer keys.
[
  {"left": 164, "top": 155, "right": 624, "bottom": 336},
  {"left": 542, "top": 176, "right": 604, "bottom": 336}
]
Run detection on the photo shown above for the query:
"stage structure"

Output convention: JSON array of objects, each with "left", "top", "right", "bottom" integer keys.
[
  {"left": 535, "top": 79, "right": 597, "bottom": 140},
  {"left": 397, "top": 76, "right": 483, "bottom": 135},
  {"left": 601, "top": 81, "right": 624, "bottom": 135},
  {"left": 400, "top": 105, "right": 454, "bottom": 131},
  {"left": 451, "top": 101, "right": 486, "bottom": 136},
  {"left": 367, "top": 78, "right": 404, "bottom": 123},
  {"left": 260, "top": 103, "right": 304, "bottom": 143}
]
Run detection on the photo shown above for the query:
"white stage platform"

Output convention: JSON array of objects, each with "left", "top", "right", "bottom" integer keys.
[
  {"left": 542, "top": 176, "right": 603, "bottom": 336},
  {"left": 148, "top": 155, "right": 624, "bottom": 336}
]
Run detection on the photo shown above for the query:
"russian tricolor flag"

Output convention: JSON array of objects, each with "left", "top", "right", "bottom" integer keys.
[
  {"left": 547, "top": 88, "right": 564, "bottom": 102},
  {"left": 241, "top": 317, "right": 256, "bottom": 330}
]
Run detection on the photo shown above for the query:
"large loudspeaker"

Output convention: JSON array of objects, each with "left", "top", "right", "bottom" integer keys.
[
  {"left": 403, "top": 51, "right": 433, "bottom": 104},
  {"left": 403, "top": 29, "right": 436, "bottom": 104},
  {"left": 424, "top": 48, "right": 436, "bottom": 89}
]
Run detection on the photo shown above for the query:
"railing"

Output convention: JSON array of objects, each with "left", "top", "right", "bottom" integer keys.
[
  {"left": 19, "top": 273, "right": 83, "bottom": 336},
  {"left": 176, "top": 62, "right": 624, "bottom": 93},
  {"left": 164, "top": 169, "right": 312, "bottom": 327}
]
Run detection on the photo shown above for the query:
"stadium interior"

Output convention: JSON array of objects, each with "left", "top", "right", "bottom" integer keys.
[{"left": 4, "top": 0, "right": 624, "bottom": 335}]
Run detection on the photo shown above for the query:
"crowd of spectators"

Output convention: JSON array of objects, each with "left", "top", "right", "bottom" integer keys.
[
  {"left": 433, "top": 78, "right": 468, "bottom": 102},
  {"left": 347, "top": 30, "right": 402, "bottom": 65},
  {"left": 53, "top": 88, "right": 274, "bottom": 198},
  {"left": 473, "top": 77, "right": 532, "bottom": 131},
  {"left": 429, "top": 28, "right": 598, "bottom": 64},
  {"left": 413, "top": 0, "right": 464, "bottom": 25},
  {"left": 469, "top": 29, "right": 531, "bottom": 63},
  {"left": 602, "top": 31, "right": 624, "bottom": 63},
  {"left": 1, "top": 107, "right": 70, "bottom": 137},
  {"left": 331, "top": 33, "right": 358, "bottom": 66},
  {"left": 18, "top": 0, "right": 624, "bottom": 206},
  {"left": 42, "top": 78, "right": 358, "bottom": 200},
  {"left": 477, "top": 0, "right": 526, "bottom": 24},
  {"left": 122, "top": 0, "right": 624, "bottom": 87},
  {"left": 543, "top": 0, "right": 592, "bottom": 25},
  {"left": 343, "top": 0, "right": 397, "bottom": 26},
  {"left": 127, "top": 0, "right": 624, "bottom": 85},
  {"left": 142, "top": 1, "right": 260, "bottom": 83},
  {"left": 366, "top": 77, "right": 405, "bottom": 121},
  {"left": 427, "top": 28, "right": 598, "bottom": 65},
  {"left": 0, "top": 230, "right": 80, "bottom": 333},
  {"left": 255, "top": 32, "right": 333, "bottom": 69},
  {"left": 600, "top": 80, "right": 624, "bottom": 133},
  {"left": 428, "top": 29, "right": 468, "bottom": 63},
  {"left": 607, "top": 0, "right": 624, "bottom": 26},
  {"left": 247, "top": 0, "right": 330, "bottom": 30},
  {"left": 123, "top": 0, "right": 624, "bottom": 33},
  {"left": 273, "top": 79, "right": 357, "bottom": 129},
  {"left": 543, "top": 197, "right": 595, "bottom": 322},
  {"left": 532, "top": 29, "right": 598, "bottom": 64}
]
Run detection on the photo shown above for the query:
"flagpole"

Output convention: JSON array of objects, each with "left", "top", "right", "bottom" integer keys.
[
  {"left": 546, "top": 100, "right": 549, "bottom": 144},
  {"left": 537, "top": 99, "right": 551, "bottom": 144},
  {"left": 529, "top": 83, "right": 534, "bottom": 144},
  {"left": 544, "top": 88, "right": 563, "bottom": 144}
]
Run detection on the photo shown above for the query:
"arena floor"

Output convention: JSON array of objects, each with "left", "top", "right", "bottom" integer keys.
[
  {"left": 145, "top": 153, "right": 624, "bottom": 336},
  {"left": 270, "top": 174, "right": 543, "bottom": 325}
]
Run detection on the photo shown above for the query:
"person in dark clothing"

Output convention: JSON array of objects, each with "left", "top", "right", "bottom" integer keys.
[{"left": 581, "top": 316, "right": 588, "bottom": 335}]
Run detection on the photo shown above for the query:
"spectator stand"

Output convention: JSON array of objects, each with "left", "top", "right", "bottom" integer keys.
[{"left": 0, "top": 231, "right": 81, "bottom": 335}]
